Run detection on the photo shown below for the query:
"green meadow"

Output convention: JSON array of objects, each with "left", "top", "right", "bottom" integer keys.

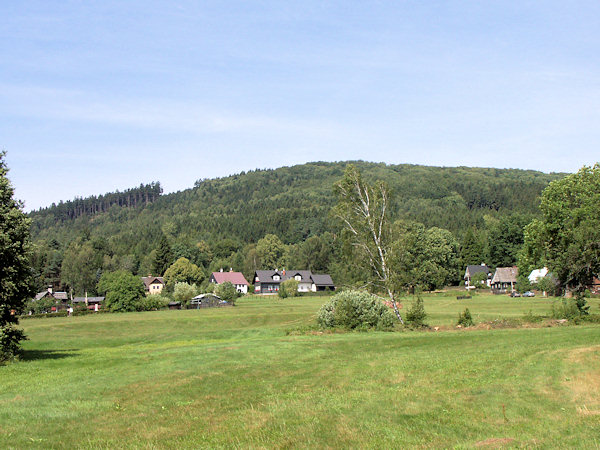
[{"left": 2, "top": 294, "right": 600, "bottom": 448}]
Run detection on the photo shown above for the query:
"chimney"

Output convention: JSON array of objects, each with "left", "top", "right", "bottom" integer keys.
[
  {"left": 282, "top": 268, "right": 286, "bottom": 276},
  {"left": 229, "top": 267, "right": 233, "bottom": 272},
  {"left": 47, "top": 285, "right": 53, "bottom": 294},
  {"left": 220, "top": 268, "right": 223, "bottom": 272}
]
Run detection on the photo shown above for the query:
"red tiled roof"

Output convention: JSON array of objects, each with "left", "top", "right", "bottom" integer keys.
[{"left": 212, "top": 272, "right": 249, "bottom": 286}]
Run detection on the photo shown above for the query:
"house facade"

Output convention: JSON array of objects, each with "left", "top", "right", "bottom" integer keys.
[
  {"left": 72, "top": 296, "right": 104, "bottom": 311},
  {"left": 209, "top": 270, "right": 250, "bottom": 294},
  {"left": 491, "top": 267, "right": 519, "bottom": 294},
  {"left": 33, "top": 286, "right": 69, "bottom": 311},
  {"left": 464, "top": 264, "right": 491, "bottom": 287},
  {"left": 253, "top": 270, "right": 335, "bottom": 294},
  {"left": 141, "top": 276, "right": 165, "bottom": 295}
]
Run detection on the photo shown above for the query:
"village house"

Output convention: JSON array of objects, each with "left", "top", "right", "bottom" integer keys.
[
  {"left": 491, "top": 267, "right": 519, "bottom": 294},
  {"left": 32, "top": 286, "right": 69, "bottom": 311},
  {"left": 253, "top": 270, "right": 335, "bottom": 294},
  {"left": 209, "top": 270, "right": 250, "bottom": 293},
  {"left": 141, "top": 275, "right": 165, "bottom": 295},
  {"left": 464, "top": 264, "right": 491, "bottom": 287},
  {"left": 528, "top": 267, "right": 548, "bottom": 284},
  {"left": 72, "top": 296, "right": 104, "bottom": 311}
]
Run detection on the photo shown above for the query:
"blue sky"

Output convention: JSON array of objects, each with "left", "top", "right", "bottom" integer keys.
[{"left": 2, "top": 1, "right": 599, "bottom": 211}]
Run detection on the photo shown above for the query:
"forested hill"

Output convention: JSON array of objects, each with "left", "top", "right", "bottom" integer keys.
[{"left": 30, "top": 161, "right": 562, "bottom": 248}]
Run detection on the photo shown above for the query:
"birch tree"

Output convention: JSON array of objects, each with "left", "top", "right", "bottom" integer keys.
[{"left": 333, "top": 165, "right": 404, "bottom": 323}]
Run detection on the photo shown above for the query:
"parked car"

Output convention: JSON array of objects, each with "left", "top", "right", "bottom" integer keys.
[
  {"left": 522, "top": 291, "right": 535, "bottom": 297},
  {"left": 510, "top": 291, "right": 521, "bottom": 297}
]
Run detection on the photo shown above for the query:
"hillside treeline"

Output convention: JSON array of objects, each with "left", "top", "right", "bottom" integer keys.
[
  {"left": 27, "top": 161, "right": 563, "bottom": 295},
  {"left": 30, "top": 182, "right": 162, "bottom": 222}
]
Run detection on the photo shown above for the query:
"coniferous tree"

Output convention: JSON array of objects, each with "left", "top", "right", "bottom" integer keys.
[
  {"left": 0, "top": 152, "right": 34, "bottom": 362},
  {"left": 153, "top": 235, "right": 174, "bottom": 276}
]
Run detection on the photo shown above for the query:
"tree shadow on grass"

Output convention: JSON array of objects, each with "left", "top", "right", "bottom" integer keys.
[{"left": 21, "top": 349, "right": 78, "bottom": 361}]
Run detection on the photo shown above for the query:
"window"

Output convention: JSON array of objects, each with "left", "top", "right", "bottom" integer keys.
[
  {"left": 273, "top": 275, "right": 280, "bottom": 281},
  {"left": 295, "top": 275, "right": 301, "bottom": 281}
]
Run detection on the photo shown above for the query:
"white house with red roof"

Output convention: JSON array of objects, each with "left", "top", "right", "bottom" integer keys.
[{"left": 210, "top": 269, "right": 250, "bottom": 294}]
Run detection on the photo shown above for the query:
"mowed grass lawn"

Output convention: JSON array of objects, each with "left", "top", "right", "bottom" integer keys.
[{"left": 2, "top": 294, "right": 600, "bottom": 448}]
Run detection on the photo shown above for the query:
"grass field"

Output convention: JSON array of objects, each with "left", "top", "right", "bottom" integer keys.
[{"left": 2, "top": 293, "right": 600, "bottom": 448}]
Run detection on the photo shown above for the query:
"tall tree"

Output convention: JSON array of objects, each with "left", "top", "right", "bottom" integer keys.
[
  {"left": 152, "top": 234, "right": 174, "bottom": 276},
  {"left": 523, "top": 164, "right": 600, "bottom": 302},
  {"left": 255, "top": 234, "right": 287, "bottom": 270},
  {"left": 0, "top": 152, "right": 34, "bottom": 362},
  {"left": 333, "top": 165, "right": 404, "bottom": 323}
]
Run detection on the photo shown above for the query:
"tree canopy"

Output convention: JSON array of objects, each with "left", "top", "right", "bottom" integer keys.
[
  {"left": 0, "top": 152, "right": 34, "bottom": 361},
  {"left": 522, "top": 164, "right": 600, "bottom": 297}
]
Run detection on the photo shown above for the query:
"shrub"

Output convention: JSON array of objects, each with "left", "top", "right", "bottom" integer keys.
[
  {"left": 470, "top": 272, "right": 489, "bottom": 289},
  {"left": 405, "top": 295, "right": 427, "bottom": 327},
  {"left": 317, "top": 290, "right": 395, "bottom": 330},
  {"left": 215, "top": 282, "right": 238, "bottom": 304},
  {"left": 551, "top": 298, "right": 582, "bottom": 320},
  {"left": 173, "top": 282, "right": 199, "bottom": 305},
  {"left": 457, "top": 308, "right": 474, "bottom": 327},
  {"left": 0, "top": 326, "right": 27, "bottom": 363},
  {"left": 139, "top": 294, "right": 170, "bottom": 311},
  {"left": 278, "top": 279, "right": 299, "bottom": 298},
  {"left": 26, "top": 297, "right": 57, "bottom": 314}
]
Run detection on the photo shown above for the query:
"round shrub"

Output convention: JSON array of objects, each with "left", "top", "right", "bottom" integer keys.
[{"left": 317, "top": 290, "right": 395, "bottom": 330}]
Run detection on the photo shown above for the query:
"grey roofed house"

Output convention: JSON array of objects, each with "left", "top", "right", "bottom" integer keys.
[
  {"left": 310, "top": 274, "right": 335, "bottom": 290},
  {"left": 34, "top": 288, "right": 68, "bottom": 301},
  {"left": 491, "top": 267, "right": 519, "bottom": 293},
  {"left": 464, "top": 264, "right": 491, "bottom": 282},
  {"left": 253, "top": 270, "right": 335, "bottom": 294}
]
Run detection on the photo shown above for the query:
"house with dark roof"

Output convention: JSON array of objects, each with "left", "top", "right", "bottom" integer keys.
[
  {"left": 491, "top": 267, "right": 519, "bottom": 294},
  {"left": 32, "top": 286, "right": 69, "bottom": 311},
  {"left": 210, "top": 270, "right": 250, "bottom": 294},
  {"left": 141, "top": 276, "right": 165, "bottom": 295},
  {"left": 72, "top": 296, "right": 105, "bottom": 311},
  {"left": 464, "top": 264, "right": 491, "bottom": 287},
  {"left": 253, "top": 270, "right": 335, "bottom": 294}
]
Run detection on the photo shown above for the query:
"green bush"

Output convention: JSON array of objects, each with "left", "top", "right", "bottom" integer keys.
[
  {"left": 405, "top": 295, "right": 427, "bottom": 327},
  {"left": 215, "top": 282, "right": 238, "bottom": 304},
  {"left": 0, "top": 326, "right": 27, "bottom": 363},
  {"left": 457, "top": 308, "right": 474, "bottom": 327},
  {"left": 317, "top": 290, "right": 395, "bottom": 330},
  {"left": 139, "top": 295, "right": 170, "bottom": 311},
  {"left": 173, "top": 282, "right": 199, "bottom": 305},
  {"left": 470, "top": 272, "right": 489, "bottom": 289},
  {"left": 551, "top": 298, "right": 582, "bottom": 320},
  {"left": 278, "top": 279, "right": 299, "bottom": 298}
]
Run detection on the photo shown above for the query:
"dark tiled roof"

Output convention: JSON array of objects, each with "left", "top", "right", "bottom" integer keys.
[
  {"left": 465, "top": 265, "right": 490, "bottom": 278},
  {"left": 311, "top": 274, "right": 334, "bottom": 286},
  {"left": 282, "top": 270, "right": 313, "bottom": 282},
  {"left": 254, "top": 270, "right": 280, "bottom": 283}
]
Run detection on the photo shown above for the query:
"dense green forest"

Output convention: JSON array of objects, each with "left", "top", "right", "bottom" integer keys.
[{"left": 28, "top": 161, "right": 564, "bottom": 295}]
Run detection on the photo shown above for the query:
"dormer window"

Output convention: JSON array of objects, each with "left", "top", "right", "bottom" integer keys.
[
  {"left": 273, "top": 275, "right": 280, "bottom": 281},
  {"left": 295, "top": 275, "right": 301, "bottom": 281}
]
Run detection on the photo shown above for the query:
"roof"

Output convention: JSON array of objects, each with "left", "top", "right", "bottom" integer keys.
[
  {"left": 34, "top": 291, "right": 68, "bottom": 301},
  {"left": 282, "top": 270, "right": 312, "bottom": 282},
  {"left": 492, "top": 267, "right": 519, "bottom": 284},
  {"left": 465, "top": 265, "right": 490, "bottom": 278},
  {"left": 193, "top": 293, "right": 222, "bottom": 300},
  {"left": 211, "top": 272, "right": 249, "bottom": 285},
  {"left": 311, "top": 274, "right": 334, "bottom": 286},
  {"left": 141, "top": 276, "right": 165, "bottom": 288},
  {"left": 254, "top": 270, "right": 281, "bottom": 283},
  {"left": 528, "top": 267, "right": 548, "bottom": 282},
  {"left": 72, "top": 296, "right": 105, "bottom": 303},
  {"left": 255, "top": 270, "right": 334, "bottom": 286}
]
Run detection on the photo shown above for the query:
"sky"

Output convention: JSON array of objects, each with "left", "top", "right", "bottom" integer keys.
[{"left": 2, "top": 1, "right": 599, "bottom": 211}]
